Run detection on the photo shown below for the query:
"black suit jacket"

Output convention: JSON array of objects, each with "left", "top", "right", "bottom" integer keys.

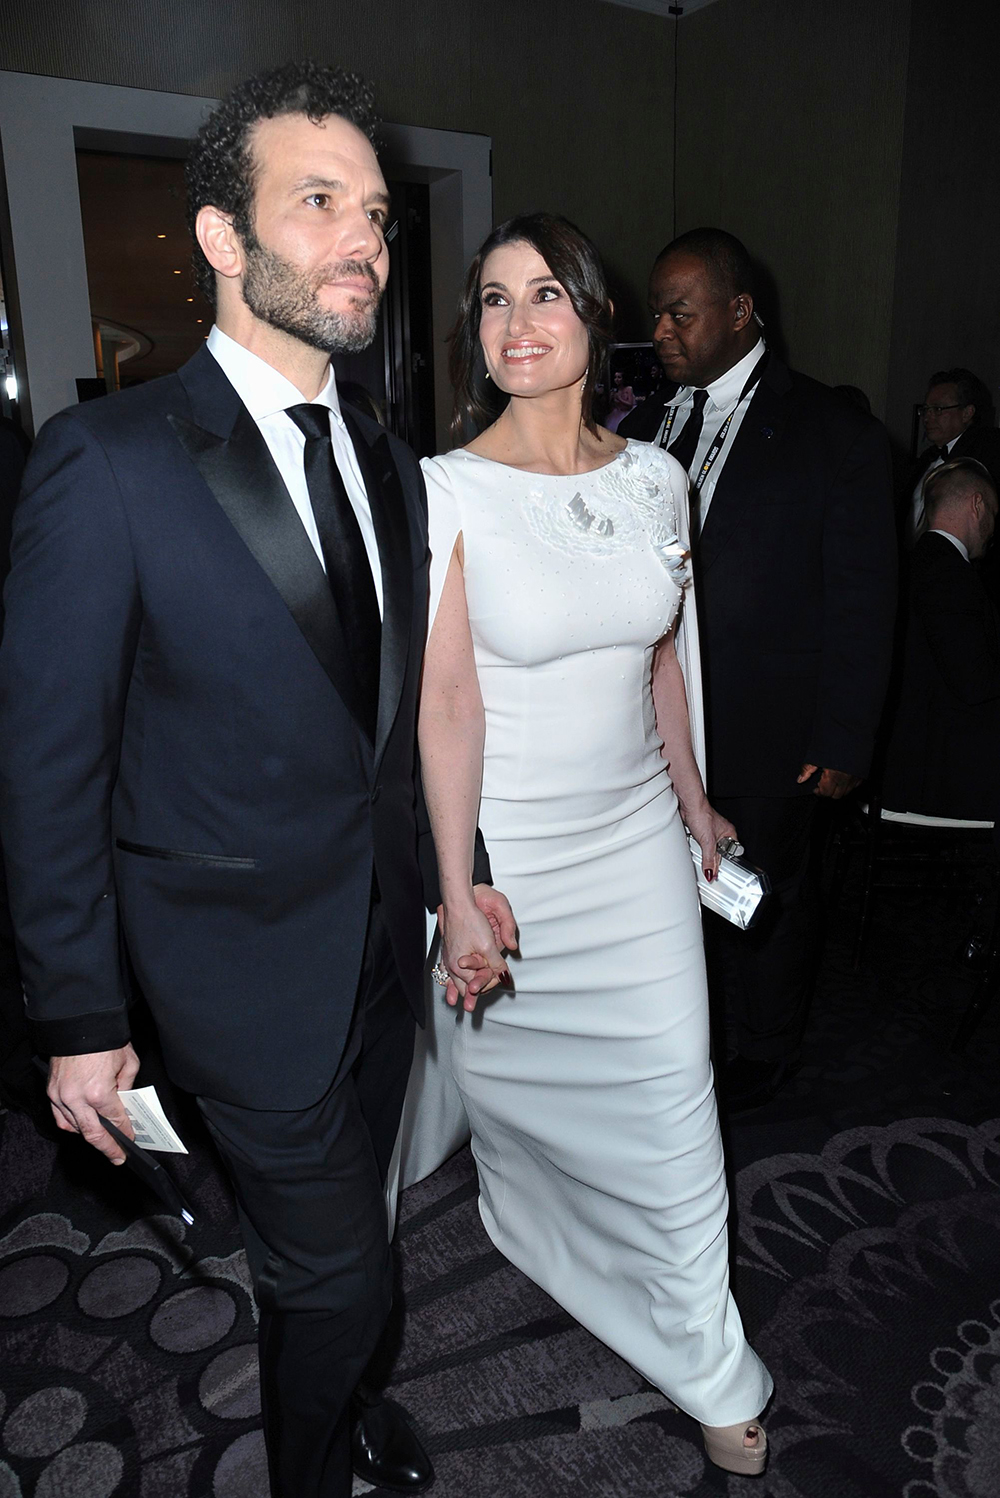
[
  {"left": 881, "top": 531, "right": 1000, "bottom": 819},
  {"left": 0, "top": 346, "right": 468, "bottom": 1108},
  {"left": 620, "top": 359, "right": 897, "bottom": 796}
]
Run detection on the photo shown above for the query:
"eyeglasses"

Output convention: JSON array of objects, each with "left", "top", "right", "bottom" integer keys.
[{"left": 918, "top": 403, "right": 967, "bottom": 415}]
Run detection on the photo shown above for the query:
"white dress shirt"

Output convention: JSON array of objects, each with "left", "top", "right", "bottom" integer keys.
[
  {"left": 207, "top": 325, "right": 383, "bottom": 615},
  {"left": 909, "top": 435, "right": 960, "bottom": 545},
  {"left": 654, "top": 338, "right": 766, "bottom": 531},
  {"left": 928, "top": 527, "right": 970, "bottom": 563}
]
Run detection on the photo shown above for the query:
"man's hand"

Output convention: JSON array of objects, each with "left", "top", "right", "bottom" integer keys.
[
  {"left": 47, "top": 1046, "right": 140, "bottom": 1165},
  {"left": 436, "top": 886, "right": 517, "bottom": 1012},
  {"left": 451, "top": 885, "right": 518, "bottom": 1005},
  {"left": 797, "top": 764, "right": 861, "bottom": 799},
  {"left": 473, "top": 885, "right": 517, "bottom": 954}
]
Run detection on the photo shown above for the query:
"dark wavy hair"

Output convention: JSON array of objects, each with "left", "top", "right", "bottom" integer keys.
[
  {"left": 448, "top": 213, "right": 614, "bottom": 444},
  {"left": 185, "top": 61, "right": 379, "bottom": 305}
]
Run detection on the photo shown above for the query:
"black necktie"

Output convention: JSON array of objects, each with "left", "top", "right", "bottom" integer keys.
[
  {"left": 286, "top": 403, "right": 381, "bottom": 739},
  {"left": 934, "top": 445, "right": 951, "bottom": 461},
  {"left": 668, "top": 388, "right": 709, "bottom": 474}
]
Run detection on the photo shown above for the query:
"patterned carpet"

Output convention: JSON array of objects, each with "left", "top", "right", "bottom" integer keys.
[{"left": 1, "top": 860, "right": 998, "bottom": 1498}]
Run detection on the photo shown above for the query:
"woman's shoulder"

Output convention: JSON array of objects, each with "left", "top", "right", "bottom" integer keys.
[
  {"left": 420, "top": 448, "right": 491, "bottom": 527},
  {"left": 420, "top": 448, "right": 469, "bottom": 494},
  {"left": 622, "top": 438, "right": 688, "bottom": 494},
  {"left": 419, "top": 448, "right": 482, "bottom": 478}
]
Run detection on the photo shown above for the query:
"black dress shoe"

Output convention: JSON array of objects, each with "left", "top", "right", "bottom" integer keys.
[
  {"left": 723, "top": 1054, "right": 799, "bottom": 1114},
  {"left": 351, "top": 1394, "right": 435, "bottom": 1493}
]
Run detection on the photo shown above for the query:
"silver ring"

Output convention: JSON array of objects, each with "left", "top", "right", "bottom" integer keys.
[{"left": 431, "top": 962, "right": 451, "bottom": 987}]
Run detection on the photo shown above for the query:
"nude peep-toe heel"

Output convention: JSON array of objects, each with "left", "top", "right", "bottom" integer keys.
[{"left": 700, "top": 1419, "right": 768, "bottom": 1476}]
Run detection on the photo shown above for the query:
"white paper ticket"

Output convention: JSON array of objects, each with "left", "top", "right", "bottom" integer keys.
[{"left": 117, "top": 1085, "right": 189, "bottom": 1154}]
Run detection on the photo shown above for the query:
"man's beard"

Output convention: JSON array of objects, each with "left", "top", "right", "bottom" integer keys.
[{"left": 240, "top": 236, "right": 382, "bottom": 354}]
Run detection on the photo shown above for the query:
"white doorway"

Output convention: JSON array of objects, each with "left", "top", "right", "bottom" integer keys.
[{"left": 0, "top": 71, "right": 492, "bottom": 451}]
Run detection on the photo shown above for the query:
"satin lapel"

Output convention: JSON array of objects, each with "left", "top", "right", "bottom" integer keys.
[
  {"left": 168, "top": 405, "right": 374, "bottom": 737},
  {"left": 342, "top": 410, "right": 414, "bottom": 767},
  {"left": 697, "top": 378, "right": 787, "bottom": 571}
]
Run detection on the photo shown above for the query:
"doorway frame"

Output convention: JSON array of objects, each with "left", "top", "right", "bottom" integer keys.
[{"left": 0, "top": 70, "right": 491, "bottom": 448}]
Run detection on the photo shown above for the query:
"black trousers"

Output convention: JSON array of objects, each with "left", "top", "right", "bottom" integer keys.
[
  {"left": 709, "top": 794, "right": 819, "bottom": 1062},
  {"left": 198, "top": 897, "right": 415, "bottom": 1498}
]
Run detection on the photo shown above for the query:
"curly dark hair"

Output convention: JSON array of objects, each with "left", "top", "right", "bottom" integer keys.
[
  {"left": 185, "top": 60, "right": 379, "bottom": 305},
  {"left": 448, "top": 213, "right": 614, "bottom": 443}
]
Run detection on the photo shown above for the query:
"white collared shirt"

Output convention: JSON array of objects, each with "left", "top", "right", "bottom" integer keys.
[
  {"left": 909, "top": 434, "right": 961, "bottom": 546},
  {"left": 654, "top": 338, "right": 766, "bottom": 531},
  {"left": 928, "top": 527, "right": 970, "bottom": 563},
  {"left": 207, "top": 325, "right": 383, "bottom": 615}
]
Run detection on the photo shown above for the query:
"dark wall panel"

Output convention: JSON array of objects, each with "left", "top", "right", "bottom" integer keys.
[
  {"left": 0, "top": 0, "right": 673, "bottom": 339},
  {"left": 674, "top": 0, "right": 911, "bottom": 417},
  {"left": 885, "top": 0, "right": 1000, "bottom": 454}
]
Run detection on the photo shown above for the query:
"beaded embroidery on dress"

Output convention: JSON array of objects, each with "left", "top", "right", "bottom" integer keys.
[{"left": 520, "top": 444, "right": 690, "bottom": 587}]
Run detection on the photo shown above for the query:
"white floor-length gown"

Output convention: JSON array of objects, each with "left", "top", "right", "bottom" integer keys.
[{"left": 398, "top": 440, "right": 771, "bottom": 1424}]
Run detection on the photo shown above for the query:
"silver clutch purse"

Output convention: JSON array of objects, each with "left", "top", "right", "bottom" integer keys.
[{"left": 688, "top": 834, "right": 770, "bottom": 930}]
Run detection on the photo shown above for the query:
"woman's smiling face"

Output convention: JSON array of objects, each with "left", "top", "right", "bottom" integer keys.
[{"left": 478, "top": 241, "right": 590, "bottom": 399}]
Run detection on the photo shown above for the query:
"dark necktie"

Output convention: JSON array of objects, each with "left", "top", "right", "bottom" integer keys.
[
  {"left": 286, "top": 403, "right": 381, "bottom": 739},
  {"left": 933, "top": 445, "right": 951, "bottom": 462},
  {"left": 668, "top": 387, "right": 710, "bottom": 474}
]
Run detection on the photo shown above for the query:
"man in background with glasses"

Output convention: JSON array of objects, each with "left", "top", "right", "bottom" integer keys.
[{"left": 905, "top": 368, "right": 1000, "bottom": 545}]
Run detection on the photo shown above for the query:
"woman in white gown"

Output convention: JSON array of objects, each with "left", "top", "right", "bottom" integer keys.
[{"left": 417, "top": 214, "right": 772, "bottom": 1475}]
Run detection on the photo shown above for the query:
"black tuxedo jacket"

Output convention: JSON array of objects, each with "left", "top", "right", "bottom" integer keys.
[
  {"left": 0, "top": 420, "right": 27, "bottom": 622},
  {"left": 0, "top": 345, "right": 464, "bottom": 1108},
  {"left": 901, "top": 425, "right": 1000, "bottom": 608},
  {"left": 902, "top": 424, "right": 1000, "bottom": 510},
  {"left": 881, "top": 531, "right": 1000, "bottom": 819},
  {"left": 620, "top": 358, "right": 897, "bottom": 797}
]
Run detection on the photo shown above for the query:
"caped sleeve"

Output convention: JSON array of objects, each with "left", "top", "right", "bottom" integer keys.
[
  {"left": 645, "top": 445, "right": 707, "bottom": 783},
  {"left": 414, "top": 453, "right": 490, "bottom": 905},
  {"left": 420, "top": 454, "right": 463, "bottom": 636}
]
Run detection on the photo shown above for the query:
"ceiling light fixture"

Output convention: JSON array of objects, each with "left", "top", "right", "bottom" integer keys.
[{"left": 600, "top": 1, "right": 721, "bottom": 13}]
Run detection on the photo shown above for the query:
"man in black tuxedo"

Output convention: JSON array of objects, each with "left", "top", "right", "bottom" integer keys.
[
  {"left": 0, "top": 416, "right": 36, "bottom": 1117},
  {"left": 901, "top": 368, "right": 1000, "bottom": 545},
  {"left": 0, "top": 63, "right": 512, "bottom": 1498},
  {"left": 620, "top": 228, "right": 897, "bottom": 1110},
  {"left": 882, "top": 459, "right": 1000, "bottom": 827}
]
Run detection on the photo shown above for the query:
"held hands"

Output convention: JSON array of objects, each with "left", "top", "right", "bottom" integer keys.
[
  {"left": 797, "top": 764, "right": 861, "bottom": 799},
  {"left": 47, "top": 1045, "right": 140, "bottom": 1165},
  {"left": 437, "top": 883, "right": 517, "bottom": 1012},
  {"left": 681, "top": 798, "right": 739, "bottom": 881}
]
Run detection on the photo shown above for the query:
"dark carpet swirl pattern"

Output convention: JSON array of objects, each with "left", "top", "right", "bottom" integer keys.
[{"left": 1, "top": 868, "right": 998, "bottom": 1497}]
